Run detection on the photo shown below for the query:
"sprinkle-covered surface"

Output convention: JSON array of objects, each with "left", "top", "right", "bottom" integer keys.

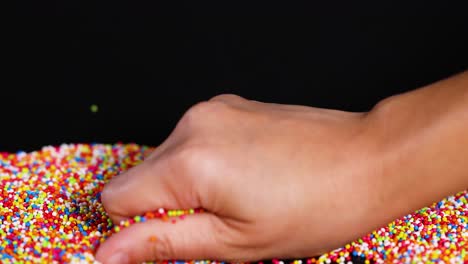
[{"left": 0, "top": 144, "right": 466, "bottom": 263}]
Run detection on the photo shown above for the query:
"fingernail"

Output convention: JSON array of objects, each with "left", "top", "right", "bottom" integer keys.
[{"left": 105, "top": 252, "right": 129, "bottom": 264}]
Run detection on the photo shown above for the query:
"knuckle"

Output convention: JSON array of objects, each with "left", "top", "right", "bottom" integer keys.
[
  {"left": 209, "top": 93, "right": 244, "bottom": 102},
  {"left": 188, "top": 100, "right": 214, "bottom": 115},
  {"left": 180, "top": 101, "right": 218, "bottom": 124},
  {"left": 189, "top": 100, "right": 226, "bottom": 117},
  {"left": 179, "top": 100, "right": 232, "bottom": 130},
  {"left": 180, "top": 101, "right": 207, "bottom": 126}
]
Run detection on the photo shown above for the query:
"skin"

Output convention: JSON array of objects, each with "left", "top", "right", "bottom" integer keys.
[{"left": 96, "top": 70, "right": 468, "bottom": 263}]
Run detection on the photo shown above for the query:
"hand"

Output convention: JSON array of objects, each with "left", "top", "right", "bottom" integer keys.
[{"left": 96, "top": 94, "right": 388, "bottom": 263}]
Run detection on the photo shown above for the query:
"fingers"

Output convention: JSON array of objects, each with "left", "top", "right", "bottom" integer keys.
[
  {"left": 101, "top": 96, "right": 241, "bottom": 224},
  {"left": 101, "top": 149, "right": 202, "bottom": 224},
  {"left": 100, "top": 94, "right": 246, "bottom": 239},
  {"left": 95, "top": 213, "right": 229, "bottom": 263}
]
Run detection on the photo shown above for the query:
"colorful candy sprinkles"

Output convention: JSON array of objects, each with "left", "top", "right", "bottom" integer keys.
[{"left": 0, "top": 143, "right": 466, "bottom": 263}]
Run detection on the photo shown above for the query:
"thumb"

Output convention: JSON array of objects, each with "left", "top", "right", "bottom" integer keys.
[{"left": 95, "top": 213, "right": 232, "bottom": 263}]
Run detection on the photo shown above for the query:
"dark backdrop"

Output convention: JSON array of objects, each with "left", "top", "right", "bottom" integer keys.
[{"left": 3, "top": 2, "right": 468, "bottom": 152}]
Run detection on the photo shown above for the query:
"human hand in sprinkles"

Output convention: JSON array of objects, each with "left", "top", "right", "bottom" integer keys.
[{"left": 96, "top": 71, "right": 468, "bottom": 264}]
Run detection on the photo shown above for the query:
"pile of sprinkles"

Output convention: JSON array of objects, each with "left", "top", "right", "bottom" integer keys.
[{"left": 0, "top": 144, "right": 466, "bottom": 263}]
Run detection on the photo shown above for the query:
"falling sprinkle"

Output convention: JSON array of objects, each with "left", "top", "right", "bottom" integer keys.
[{"left": 90, "top": 104, "right": 99, "bottom": 113}]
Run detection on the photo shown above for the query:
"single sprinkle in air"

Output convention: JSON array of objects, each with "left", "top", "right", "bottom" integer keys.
[{"left": 90, "top": 104, "right": 99, "bottom": 113}]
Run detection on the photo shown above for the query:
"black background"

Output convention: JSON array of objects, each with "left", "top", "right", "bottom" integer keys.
[{"left": 3, "top": 2, "right": 468, "bottom": 152}]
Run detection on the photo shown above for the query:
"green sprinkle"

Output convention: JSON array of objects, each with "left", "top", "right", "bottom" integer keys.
[{"left": 90, "top": 104, "right": 99, "bottom": 113}]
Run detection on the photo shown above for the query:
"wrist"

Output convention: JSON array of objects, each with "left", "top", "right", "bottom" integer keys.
[
  {"left": 357, "top": 94, "right": 416, "bottom": 226},
  {"left": 363, "top": 77, "right": 468, "bottom": 222}
]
